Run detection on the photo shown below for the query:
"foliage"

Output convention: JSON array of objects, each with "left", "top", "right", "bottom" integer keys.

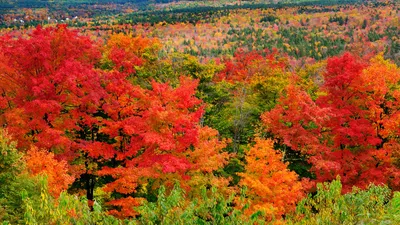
[
  {"left": 288, "top": 177, "right": 393, "bottom": 225},
  {"left": 207, "top": 49, "right": 289, "bottom": 152},
  {"left": 0, "top": 2, "right": 399, "bottom": 222},
  {"left": 25, "top": 146, "right": 74, "bottom": 198},
  {"left": 263, "top": 53, "right": 400, "bottom": 192},
  {"left": 101, "top": 33, "right": 161, "bottom": 74},
  {"left": 0, "top": 26, "right": 231, "bottom": 218},
  {"left": 136, "top": 183, "right": 265, "bottom": 225},
  {"left": 0, "top": 130, "right": 39, "bottom": 224},
  {"left": 238, "top": 138, "right": 307, "bottom": 221},
  {"left": 23, "top": 178, "right": 120, "bottom": 225},
  {"left": 0, "top": 24, "right": 104, "bottom": 159},
  {"left": 98, "top": 74, "right": 231, "bottom": 217}
]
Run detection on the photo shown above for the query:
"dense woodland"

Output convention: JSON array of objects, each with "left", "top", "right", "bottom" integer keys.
[{"left": 0, "top": 0, "right": 400, "bottom": 224}]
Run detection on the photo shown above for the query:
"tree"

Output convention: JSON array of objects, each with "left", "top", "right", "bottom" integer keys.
[
  {"left": 98, "top": 76, "right": 231, "bottom": 218},
  {"left": 0, "top": 26, "right": 233, "bottom": 218},
  {"left": 289, "top": 177, "right": 392, "bottom": 225},
  {"left": 0, "top": 25, "right": 106, "bottom": 202},
  {"left": 23, "top": 178, "right": 119, "bottom": 225},
  {"left": 314, "top": 53, "right": 400, "bottom": 191},
  {"left": 238, "top": 138, "right": 306, "bottom": 220},
  {"left": 25, "top": 147, "right": 74, "bottom": 198},
  {"left": 136, "top": 183, "right": 265, "bottom": 225},
  {"left": 0, "top": 24, "right": 104, "bottom": 157},
  {"left": 101, "top": 33, "right": 161, "bottom": 75},
  {"left": 209, "top": 49, "right": 289, "bottom": 152},
  {"left": 263, "top": 53, "right": 400, "bottom": 192},
  {"left": 0, "top": 130, "right": 40, "bottom": 223}
]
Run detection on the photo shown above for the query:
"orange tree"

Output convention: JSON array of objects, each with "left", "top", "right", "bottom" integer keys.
[{"left": 237, "top": 138, "right": 306, "bottom": 221}]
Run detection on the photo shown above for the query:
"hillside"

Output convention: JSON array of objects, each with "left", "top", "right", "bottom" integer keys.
[{"left": 0, "top": 0, "right": 399, "bottom": 224}]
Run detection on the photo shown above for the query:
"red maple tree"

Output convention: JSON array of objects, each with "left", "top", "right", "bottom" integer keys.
[{"left": 263, "top": 53, "right": 400, "bottom": 192}]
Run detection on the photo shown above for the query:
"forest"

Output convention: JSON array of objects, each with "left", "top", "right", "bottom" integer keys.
[{"left": 0, "top": 0, "right": 399, "bottom": 224}]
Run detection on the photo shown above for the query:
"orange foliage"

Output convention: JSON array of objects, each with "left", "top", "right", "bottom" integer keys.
[
  {"left": 186, "top": 126, "right": 232, "bottom": 196},
  {"left": 188, "top": 126, "right": 230, "bottom": 173},
  {"left": 106, "top": 197, "right": 145, "bottom": 219},
  {"left": 104, "top": 33, "right": 161, "bottom": 57},
  {"left": 238, "top": 138, "right": 306, "bottom": 220},
  {"left": 25, "top": 146, "right": 74, "bottom": 197},
  {"left": 102, "top": 33, "right": 161, "bottom": 73}
]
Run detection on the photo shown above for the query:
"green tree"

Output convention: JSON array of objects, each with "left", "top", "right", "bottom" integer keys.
[
  {"left": 136, "top": 183, "right": 265, "bottom": 225},
  {"left": 0, "top": 130, "right": 39, "bottom": 224},
  {"left": 288, "top": 177, "right": 391, "bottom": 225},
  {"left": 23, "top": 178, "right": 120, "bottom": 225}
]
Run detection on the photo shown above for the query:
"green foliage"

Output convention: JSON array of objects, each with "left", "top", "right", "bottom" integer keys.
[
  {"left": 117, "top": 0, "right": 364, "bottom": 27},
  {"left": 136, "top": 183, "right": 265, "bottom": 225},
  {"left": 14, "top": 169, "right": 400, "bottom": 225},
  {"left": 0, "top": 130, "right": 39, "bottom": 224},
  {"left": 23, "top": 177, "right": 120, "bottom": 225},
  {"left": 260, "top": 15, "right": 279, "bottom": 23},
  {"left": 385, "top": 192, "right": 400, "bottom": 223},
  {"left": 0, "top": 130, "right": 23, "bottom": 181},
  {"left": 203, "top": 81, "right": 235, "bottom": 139},
  {"left": 288, "top": 177, "right": 393, "bottom": 225},
  {"left": 135, "top": 53, "right": 223, "bottom": 89},
  {"left": 0, "top": 129, "right": 119, "bottom": 224}
]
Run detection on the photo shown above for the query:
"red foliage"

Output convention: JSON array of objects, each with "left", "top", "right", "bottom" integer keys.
[
  {"left": 215, "top": 49, "right": 286, "bottom": 83},
  {"left": 0, "top": 25, "right": 104, "bottom": 162},
  {"left": 263, "top": 53, "right": 400, "bottom": 192},
  {"left": 0, "top": 26, "right": 230, "bottom": 218},
  {"left": 262, "top": 85, "right": 331, "bottom": 156},
  {"left": 98, "top": 75, "right": 208, "bottom": 217}
]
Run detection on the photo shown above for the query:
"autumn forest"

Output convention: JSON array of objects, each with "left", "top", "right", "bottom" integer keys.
[{"left": 0, "top": 0, "right": 399, "bottom": 224}]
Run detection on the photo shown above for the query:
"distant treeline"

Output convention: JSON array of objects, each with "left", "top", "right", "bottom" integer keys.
[
  {"left": 117, "top": 0, "right": 383, "bottom": 25},
  {"left": 1, "top": 0, "right": 179, "bottom": 10},
  {"left": 0, "top": 0, "right": 381, "bottom": 12}
]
